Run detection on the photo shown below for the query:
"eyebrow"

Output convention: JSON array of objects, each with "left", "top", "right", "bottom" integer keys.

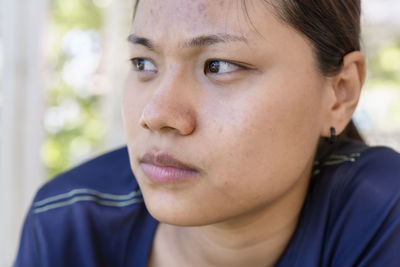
[
  {"left": 127, "top": 34, "right": 156, "bottom": 50},
  {"left": 183, "top": 34, "right": 248, "bottom": 47},
  {"left": 127, "top": 33, "right": 247, "bottom": 50}
]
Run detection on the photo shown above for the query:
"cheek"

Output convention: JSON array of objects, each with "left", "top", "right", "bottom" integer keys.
[
  {"left": 204, "top": 77, "right": 323, "bottom": 202},
  {"left": 122, "top": 78, "right": 147, "bottom": 138}
]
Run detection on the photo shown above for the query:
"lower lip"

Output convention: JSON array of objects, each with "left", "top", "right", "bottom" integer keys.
[{"left": 140, "top": 163, "right": 199, "bottom": 184}]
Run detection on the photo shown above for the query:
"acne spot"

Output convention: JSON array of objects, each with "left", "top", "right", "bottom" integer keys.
[{"left": 198, "top": 3, "right": 206, "bottom": 13}]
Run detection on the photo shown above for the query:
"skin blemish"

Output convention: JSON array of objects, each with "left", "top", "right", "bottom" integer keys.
[{"left": 198, "top": 3, "right": 206, "bottom": 13}]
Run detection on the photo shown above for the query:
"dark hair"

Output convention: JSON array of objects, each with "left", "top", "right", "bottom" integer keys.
[
  {"left": 266, "top": 0, "right": 361, "bottom": 76},
  {"left": 133, "top": 0, "right": 364, "bottom": 158}
]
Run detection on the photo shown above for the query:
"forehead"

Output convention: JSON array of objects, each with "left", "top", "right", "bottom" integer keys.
[
  {"left": 130, "top": 0, "right": 314, "bottom": 67},
  {"left": 132, "top": 0, "right": 273, "bottom": 41}
]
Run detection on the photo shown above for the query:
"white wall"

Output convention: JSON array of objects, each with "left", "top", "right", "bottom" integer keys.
[{"left": 0, "top": 0, "right": 48, "bottom": 266}]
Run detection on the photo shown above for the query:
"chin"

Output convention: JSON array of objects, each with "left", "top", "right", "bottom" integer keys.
[
  {"left": 142, "top": 193, "right": 229, "bottom": 227},
  {"left": 146, "top": 206, "right": 207, "bottom": 227}
]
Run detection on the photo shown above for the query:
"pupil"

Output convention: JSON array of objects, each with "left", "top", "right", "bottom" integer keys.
[
  {"left": 137, "top": 60, "right": 145, "bottom": 71},
  {"left": 209, "top": 61, "right": 220, "bottom": 73}
]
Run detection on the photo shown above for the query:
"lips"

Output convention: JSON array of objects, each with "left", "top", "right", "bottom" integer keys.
[{"left": 139, "top": 150, "right": 199, "bottom": 183}]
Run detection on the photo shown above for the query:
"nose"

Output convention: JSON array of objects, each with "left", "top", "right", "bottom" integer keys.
[{"left": 139, "top": 75, "right": 197, "bottom": 136}]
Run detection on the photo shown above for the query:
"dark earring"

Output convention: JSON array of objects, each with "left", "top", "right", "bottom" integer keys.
[{"left": 328, "top": 127, "right": 337, "bottom": 144}]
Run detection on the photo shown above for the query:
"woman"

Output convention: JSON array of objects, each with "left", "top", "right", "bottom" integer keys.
[{"left": 15, "top": 0, "right": 400, "bottom": 266}]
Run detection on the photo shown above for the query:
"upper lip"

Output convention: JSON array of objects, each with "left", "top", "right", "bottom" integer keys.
[{"left": 139, "top": 150, "right": 199, "bottom": 171}]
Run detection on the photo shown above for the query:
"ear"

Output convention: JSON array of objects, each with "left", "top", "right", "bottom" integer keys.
[{"left": 321, "top": 51, "right": 366, "bottom": 137}]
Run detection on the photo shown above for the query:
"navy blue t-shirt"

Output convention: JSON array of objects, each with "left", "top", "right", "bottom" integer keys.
[{"left": 14, "top": 141, "right": 400, "bottom": 266}]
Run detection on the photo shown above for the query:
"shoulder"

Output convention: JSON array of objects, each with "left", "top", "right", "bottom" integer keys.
[
  {"left": 318, "top": 141, "right": 400, "bottom": 203},
  {"left": 310, "top": 140, "right": 400, "bottom": 213},
  {"left": 15, "top": 147, "right": 157, "bottom": 267},
  {"left": 347, "top": 145, "right": 400, "bottom": 193},
  {"left": 316, "top": 141, "right": 400, "bottom": 266},
  {"left": 32, "top": 146, "right": 142, "bottom": 214}
]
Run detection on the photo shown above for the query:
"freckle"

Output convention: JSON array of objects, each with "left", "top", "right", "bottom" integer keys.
[{"left": 198, "top": 3, "right": 206, "bottom": 13}]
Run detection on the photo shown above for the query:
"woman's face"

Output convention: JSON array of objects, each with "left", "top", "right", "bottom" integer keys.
[{"left": 123, "top": 0, "right": 331, "bottom": 226}]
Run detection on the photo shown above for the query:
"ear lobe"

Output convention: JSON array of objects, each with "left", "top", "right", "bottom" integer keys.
[{"left": 322, "top": 51, "right": 366, "bottom": 137}]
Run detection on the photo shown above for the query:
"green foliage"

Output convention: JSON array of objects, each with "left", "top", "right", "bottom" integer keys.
[
  {"left": 51, "top": 0, "right": 102, "bottom": 30},
  {"left": 368, "top": 41, "right": 400, "bottom": 84},
  {"left": 361, "top": 39, "right": 400, "bottom": 133},
  {"left": 43, "top": 0, "right": 105, "bottom": 178}
]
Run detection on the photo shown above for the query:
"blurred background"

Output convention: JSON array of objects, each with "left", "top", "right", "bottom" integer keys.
[{"left": 0, "top": 0, "right": 399, "bottom": 265}]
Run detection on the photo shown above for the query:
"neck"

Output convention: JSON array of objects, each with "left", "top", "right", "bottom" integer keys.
[{"left": 179, "top": 209, "right": 301, "bottom": 267}]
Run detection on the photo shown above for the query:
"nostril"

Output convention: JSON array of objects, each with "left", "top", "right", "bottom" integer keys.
[{"left": 139, "top": 114, "right": 150, "bottom": 130}]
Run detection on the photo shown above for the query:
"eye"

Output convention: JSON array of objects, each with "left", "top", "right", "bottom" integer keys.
[
  {"left": 204, "top": 60, "right": 242, "bottom": 74},
  {"left": 130, "top": 58, "right": 157, "bottom": 73}
]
